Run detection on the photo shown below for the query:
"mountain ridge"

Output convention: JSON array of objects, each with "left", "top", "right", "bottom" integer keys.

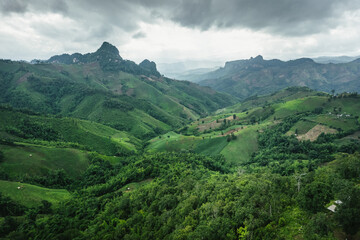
[
  {"left": 196, "top": 55, "right": 360, "bottom": 99},
  {"left": 0, "top": 43, "right": 237, "bottom": 139},
  {"left": 41, "top": 42, "right": 160, "bottom": 77}
]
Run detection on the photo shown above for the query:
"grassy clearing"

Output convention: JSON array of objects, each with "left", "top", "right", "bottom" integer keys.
[
  {"left": 194, "top": 137, "right": 229, "bottom": 155},
  {"left": 147, "top": 132, "right": 201, "bottom": 153},
  {"left": 120, "top": 179, "right": 153, "bottom": 193},
  {"left": 0, "top": 108, "right": 140, "bottom": 155},
  {"left": 297, "top": 124, "right": 338, "bottom": 142},
  {"left": 0, "top": 180, "right": 71, "bottom": 208},
  {"left": 220, "top": 126, "right": 259, "bottom": 165},
  {"left": 274, "top": 96, "right": 327, "bottom": 118},
  {"left": 287, "top": 120, "right": 317, "bottom": 135},
  {"left": 306, "top": 115, "right": 358, "bottom": 131},
  {"left": 147, "top": 131, "right": 230, "bottom": 156},
  {"left": 324, "top": 97, "right": 360, "bottom": 116},
  {"left": 0, "top": 144, "right": 89, "bottom": 179}
]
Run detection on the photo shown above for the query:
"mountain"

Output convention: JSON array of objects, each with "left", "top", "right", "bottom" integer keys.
[
  {"left": 312, "top": 55, "right": 360, "bottom": 64},
  {"left": 45, "top": 42, "right": 160, "bottom": 77},
  {"left": 197, "top": 55, "right": 360, "bottom": 99},
  {"left": 0, "top": 42, "right": 237, "bottom": 139}
]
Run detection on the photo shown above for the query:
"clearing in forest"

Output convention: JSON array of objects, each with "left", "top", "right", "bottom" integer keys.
[{"left": 297, "top": 124, "right": 337, "bottom": 141}]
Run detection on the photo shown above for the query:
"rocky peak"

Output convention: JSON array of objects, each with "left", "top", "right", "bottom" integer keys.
[
  {"left": 139, "top": 59, "right": 160, "bottom": 77},
  {"left": 95, "top": 42, "right": 122, "bottom": 60}
]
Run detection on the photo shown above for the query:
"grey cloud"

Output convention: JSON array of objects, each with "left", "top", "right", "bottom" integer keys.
[
  {"left": 0, "top": 0, "right": 27, "bottom": 14},
  {"left": 50, "top": 0, "right": 68, "bottom": 14},
  {"left": 132, "top": 31, "right": 146, "bottom": 39},
  {"left": 2, "top": 0, "right": 360, "bottom": 38},
  {"left": 164, "top": 0, "right": 360, "bottom": 36},
  {"left": 0, "top": 0, "right": 69, "bottom": 15}
]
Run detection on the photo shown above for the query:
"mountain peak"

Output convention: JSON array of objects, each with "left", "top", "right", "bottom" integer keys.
[
  {"left": 139, "top": 59, "right": 161, "bottom": 77},
  {"left": 250, "top": 55, "right": 264, "bottom": 62},
  {"left": 96, "top": 42, "right": 122, "bottom": 60}
]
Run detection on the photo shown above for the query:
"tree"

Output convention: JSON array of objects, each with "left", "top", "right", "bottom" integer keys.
[
  {"left": 38, "top": 200, "right": 52, "bottom": 214},
  {"left": 304, "top": 213, "right": 334, "bottom": 239},
  {"left": 0, "top": 150, "right": 4, "bottom": 162},
  {"left": 335, "top": 186, "right": 360, "bottom": 236},
  {"left": 237, "top": 226, "right": 249, "bottom": 240},
  {"left": 250, "top": 116, "right": 256, "bottom": 125},
  {"left": 297, "top": 181, "right": 332, "bottom": 213}
]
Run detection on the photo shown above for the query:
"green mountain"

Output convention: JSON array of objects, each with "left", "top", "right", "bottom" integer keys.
[
  {"left": 0, "top": 42, "right": 237, "bottom": 139},
  {"left": 197, "top": 55, "right": 360, "bottom": 99}
]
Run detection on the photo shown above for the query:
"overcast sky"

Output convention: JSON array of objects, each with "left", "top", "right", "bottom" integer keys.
[{"left": 1, "top": 0, "right": 360, "bottom": 65}]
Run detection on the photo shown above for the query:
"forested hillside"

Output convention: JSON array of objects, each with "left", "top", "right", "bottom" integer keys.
[
  {"left": 1, "top": 86, "right": 359, "bottom": 239},
  {"left": 0, "top": 42, "right": 236, "bottom": 139}
]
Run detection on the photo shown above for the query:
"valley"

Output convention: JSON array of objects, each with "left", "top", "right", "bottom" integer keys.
[{"left": 0, "top": 44, "right": 360, "bottom": 239}]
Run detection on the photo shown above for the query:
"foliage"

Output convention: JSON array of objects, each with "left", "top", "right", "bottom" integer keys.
[
  {"left": 335, "top": 185, "right": 360, "bottom": 235},
  {"left": 297, "top": 181, "right": 332, "bottom": 213},
  {"left": 0, "top": 192, "right": 27, "bottom": 217}
]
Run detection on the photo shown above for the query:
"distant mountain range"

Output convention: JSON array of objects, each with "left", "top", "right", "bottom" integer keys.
[
  {"left": 196, "top": 55, "right": 360, "bottom": 99},
  {"left": 312, "top": 55, "right": 360, "bottom": 64},
  {"left": 157, "top": 60, "right": 222, "bottom": 80}
]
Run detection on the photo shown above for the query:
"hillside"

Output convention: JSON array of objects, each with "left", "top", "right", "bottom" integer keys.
[
  {"left": 0, "top": 43, "right": 237, "bottom": 139},
  {"left": 147, "top": 88, "right": 360, "bottom": 165},
  {"left": 197, "top": 55, "right": 360, "bottom": 99},
  {"left": 0, "top": 106, "right": 140, "bottom": 156},
  {"left": 1, "top": 88, "right": 359, "bottom": 239}
]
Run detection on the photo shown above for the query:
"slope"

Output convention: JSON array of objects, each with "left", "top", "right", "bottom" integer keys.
[
  {"left": 0, "top": 42, "right": 237, "bottom": 139},
  {"left": 147, "top": 88, "right": 360, "bottom": 165}
]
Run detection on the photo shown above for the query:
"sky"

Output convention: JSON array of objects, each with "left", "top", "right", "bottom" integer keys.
[{"left": 1, "top": 0, "right": 360, "bottom": 66}]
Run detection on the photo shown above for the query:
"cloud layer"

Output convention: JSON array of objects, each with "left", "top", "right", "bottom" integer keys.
[{"left": 1, "top": 0, "right": 360, "bottom": 62}]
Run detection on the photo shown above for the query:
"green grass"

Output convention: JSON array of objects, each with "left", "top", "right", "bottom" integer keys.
[
  {"left": 194, "top": 137, "right": 229, "bottom": 155},
  {"left": 0, "top": 108, "right": 140, "bottom": 155},
  {"left": 323, "top": 97, "right": 360, "bottom": 116},
  {"left": 147, "top": 132, "right": 200, "bottom": 153},
  {"left": 147, "top": 131, "right": 229, "bottom": 155},
  {"left": 218, "top": 87, "right": 319, "bottom": 114},
  {"left": 274, "top": 96, "right": 327, "bottom": 118},
  {"left": 120, "top": 179, "right": 153, "bottom": 193},
  {"left": 220, "top": 126, "right": 259, "bottom": 165},
  {"left": 0, "top": 180, "right": 71, "bottom": 208},
  {"left": 287, "top": 120, "right": 317, "bottom": 135},
  {"left": 306, "top": 115, "right": 358, "bottom": 131},
  {"left": 0, "top": 143, "right": 89, "bottom": 179}
]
